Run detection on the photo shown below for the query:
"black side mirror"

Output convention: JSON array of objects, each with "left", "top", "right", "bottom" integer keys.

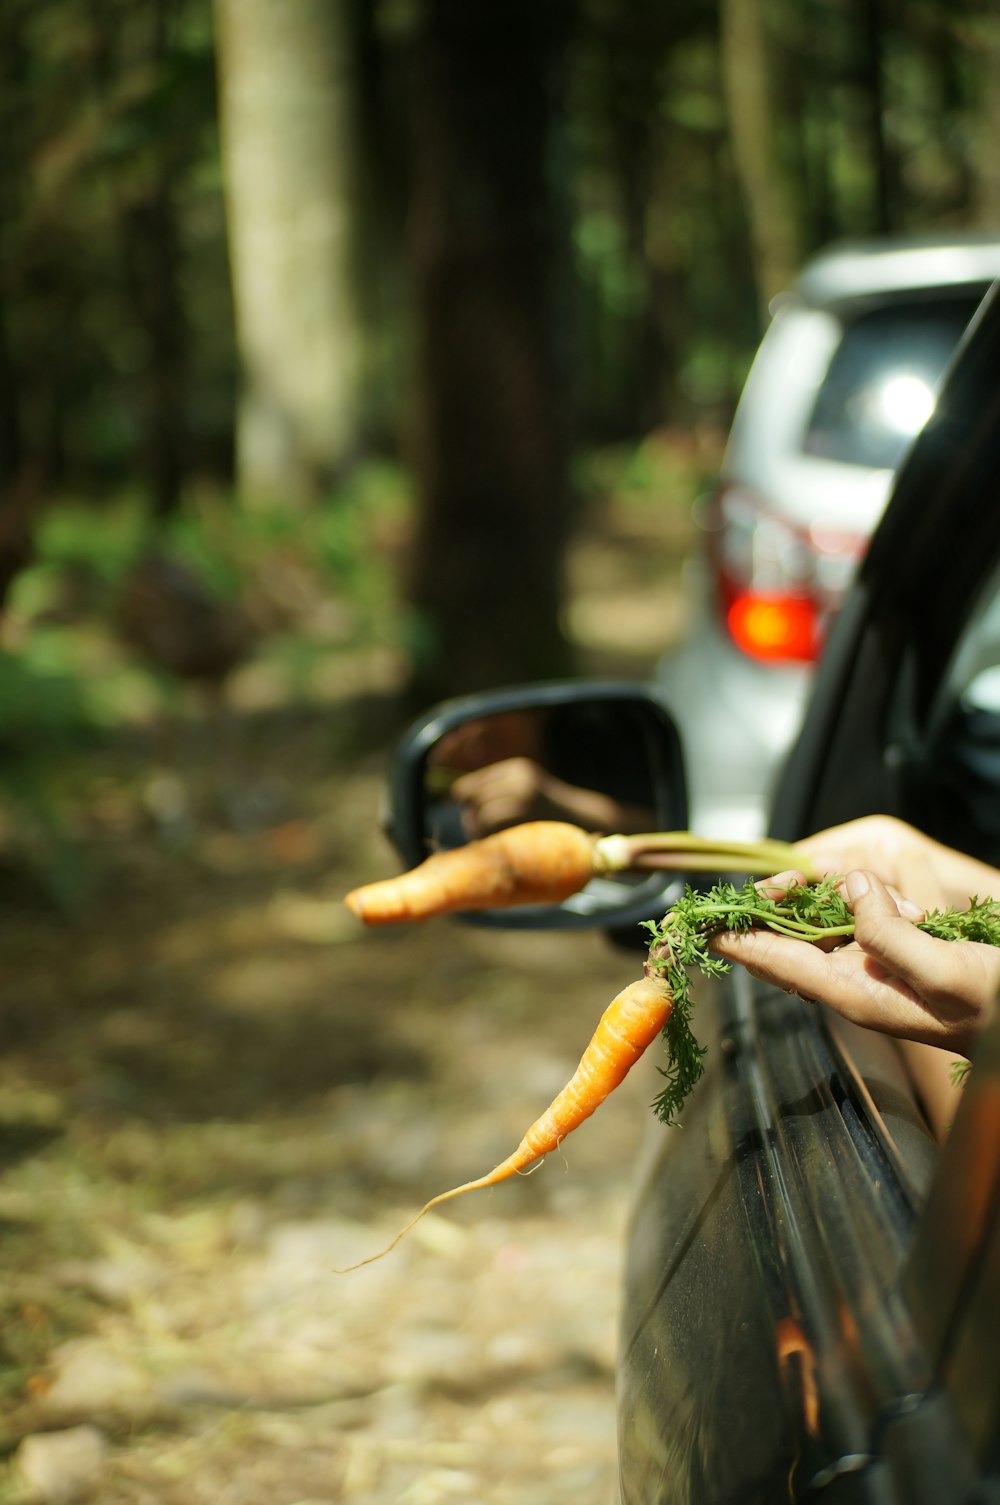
[{"left": 381, "top": 680, "right": 688, "bottom": 930}]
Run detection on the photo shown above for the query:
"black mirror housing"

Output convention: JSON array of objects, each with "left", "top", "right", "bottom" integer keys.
[{"left": 381, "top": 680, "right": 688, "bottom": 931}]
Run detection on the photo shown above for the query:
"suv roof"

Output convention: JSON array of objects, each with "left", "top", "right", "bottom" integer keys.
[{"left": 787, "top": 235, "right": 1000, "bottom": 310}]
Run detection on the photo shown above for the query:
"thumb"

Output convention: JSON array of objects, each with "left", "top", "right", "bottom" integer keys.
[
  {"left": 845, "top": 869, "right": 957, "bottom": 997},
  {"left": 845, "top": 870, "right": 916, "bottom": 948},
  {"left": 844, "top": 868, "right": 896, "bottom": 935},
  {"left": 846, "top": 869, "right": 924, "bottom": 921}
]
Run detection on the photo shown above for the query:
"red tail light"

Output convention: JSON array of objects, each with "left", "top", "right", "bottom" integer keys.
[
  {"left": 704, "top": 484, "right": 863, "bottom": 665},
  {"left": 726, "top": 592, "right": 819, "bottom": 662}
]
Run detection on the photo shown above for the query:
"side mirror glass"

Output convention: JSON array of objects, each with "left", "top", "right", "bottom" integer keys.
[{"left": 382, "top": 681, "right": 688, "bottom": 930}]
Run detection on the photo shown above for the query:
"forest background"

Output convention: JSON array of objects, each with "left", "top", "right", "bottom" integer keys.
[
  {"left": 5, "top": 0, "right": 1000, "bottom": 747},
  {"left": 0, "top": 3, "right": 999, "bottom": 1501}
]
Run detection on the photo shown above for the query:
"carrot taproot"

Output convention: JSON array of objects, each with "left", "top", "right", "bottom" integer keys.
[
  {"left": 344, "top": 820, "right": 600, "bottom": 925},
  {"left": 336, "top": 972, "right": 673, "bottom": 1271}
]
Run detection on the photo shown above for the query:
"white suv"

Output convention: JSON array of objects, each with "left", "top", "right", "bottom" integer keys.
[{"left": 656, "top": 235, "right": 1000, "bottom": 840}]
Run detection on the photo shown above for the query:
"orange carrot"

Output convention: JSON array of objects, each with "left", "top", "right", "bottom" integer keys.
[
  {"left": 337, "top": 972, "right": 673, "bottom": 1270},
  {"left": 344, "top": 820, "right": 599, "bottom": 925}
]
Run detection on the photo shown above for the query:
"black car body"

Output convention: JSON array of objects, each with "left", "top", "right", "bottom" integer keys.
[
  {"left": 381, "top": 284, "right": 1000, "bottom": 1501},
  {"left": 619, "top": 282, "right": 1000, "bottom": 1503}
]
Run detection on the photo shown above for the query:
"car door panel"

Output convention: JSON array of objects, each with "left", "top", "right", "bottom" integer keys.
[
  {"left": 618, "top": 970, "right": 938, "bottom": 1503},
  {"left": 620, "top": 288, "right": 1000, "bottom": 1501}
]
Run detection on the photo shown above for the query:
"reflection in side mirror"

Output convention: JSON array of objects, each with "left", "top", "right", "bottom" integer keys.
[
  {"left": 383, "top": 681, "right": 689, "bottom": 931},
  {"left": 426, "top": 704, "right": 663, "bottom": 844}
]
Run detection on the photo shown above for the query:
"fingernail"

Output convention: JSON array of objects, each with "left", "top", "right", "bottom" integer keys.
[
  {"left": 845, "top": 870, "right": 870, "bottom": 902},
  {"left": 898, "top": 897, "right": 924, "bottom": 920}
]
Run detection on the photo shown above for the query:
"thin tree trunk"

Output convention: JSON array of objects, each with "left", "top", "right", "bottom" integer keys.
[
  {"left": 0, "top": 3, "right": 36, "bottom": 607},
  {"left": 121, "top": 0, "right": 186, "bottom": 519},
  {"left": 214, "top": 0, "right": 363, "bottom": 505},
  {"left": 719, "top": 0, "right": 799, "bottom": 313},
  {"left": 857, "top": 0, "right": 893, "bottom": 233},
  {"left": 81, "top": 0, "right": 188, "bottom": 518},
  {"left": 133, "top": 182, "right": 186, "bottom": 520},
  {"left": 405, "top": 0, "right": 575, "bottom": 703},
  {"left": 968, "top": 8, "right": 1000, "bottom": 229},
  {"left": 0, "top": 296, "right": 35, "bottom": 611}
]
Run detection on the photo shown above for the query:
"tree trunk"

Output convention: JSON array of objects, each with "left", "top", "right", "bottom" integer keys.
[
  {"left": 117, "top": 0, "right": 187, "bottom": 519},
  {"left": 0, "top": 293, "right": 35, "bottom": 612},
  {"left": 0, "top": 3, "right": 35, "bottom": 609},
  {"left": 856, "top": 0, "right": 893, "bottom": 233},
  {"left": 968, "top": 8, "right": 1000, "bottom": 230},
  {"left": 213, "top": 0, "right": 363, "bottom": 505},
  {"left": 719, "top": 0, "right": 799, "bottom": 314},
  {"left": 405, "top": 0, "right": 575, "bottom": 703}
]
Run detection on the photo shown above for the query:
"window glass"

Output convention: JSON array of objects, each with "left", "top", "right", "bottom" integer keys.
[
  {"left": 905, "top": 556, "right": 1000, "bottom": 866},
  {"left": 801, "top": 296, "right": 984, "bottom": 469}
]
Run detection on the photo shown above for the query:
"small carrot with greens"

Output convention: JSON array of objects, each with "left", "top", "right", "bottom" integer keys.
[
  {"left": 336, "top": 971, "right": 674, "bottom": 1270},
  {"left": 344, "top": 820, "right": 601, "bottom": 924},
  {"left": 341, "top": 868, "right": 1000, "bottom": 1269}
]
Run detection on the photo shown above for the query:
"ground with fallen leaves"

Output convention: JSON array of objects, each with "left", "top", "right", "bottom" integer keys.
[{"left": 0, "top": 449, "right": 706, "bottom": 1504}]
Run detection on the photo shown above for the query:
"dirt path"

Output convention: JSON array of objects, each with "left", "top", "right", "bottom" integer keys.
[{"left": 0, "top": 458, "right": 705, "bottom": 1504}]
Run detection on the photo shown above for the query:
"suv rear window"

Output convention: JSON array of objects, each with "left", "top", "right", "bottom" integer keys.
[{"left": 801, "top": 295, "right": 985, "bottom": 469}]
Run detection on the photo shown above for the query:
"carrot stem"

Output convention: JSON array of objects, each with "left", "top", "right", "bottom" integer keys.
[{"left": 595, "top": 831, "right": 814, "bottom": 881}]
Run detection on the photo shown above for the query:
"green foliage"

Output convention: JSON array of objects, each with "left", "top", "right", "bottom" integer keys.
[
  {"left": 578, "top": 432, "right": 710, "bottom": 503},
  {"left": 0, "top": 646, "right": 101, "bottom": 909},
  {"left": 0, "top": 463, "right": 411, "bottom": 907},
  {"left": 3, "top": 0, "right": 232, "bottom": 495},
  {"left": 175, "top": 464, "right": 411, "bottom": 636},
  {"left": 640, "top": 876, "right": 998, "bottom": 1126},
  {"left": 35, "top": 498, "right": 148, "bottom": 588},
  {"left": 574, "top": 211, "right": 648, "bottom": 320},
  {"left": 575, "top": 430, "right": 725, "bottom": 548},
  {"left": 918, "top": 895, "right": 1000, "bottom": 945},
  {"left": 641, "top": 875, "right": 853, "bottom": 1124},
  {"left": 3, "top": 0, "right": 997, "bottom": 507},
  {"left": 17, "top": 462, "right": 411, "bottom": 653},
  {"left": 0, "top": 648, "right": 95, "bottom": 753}
]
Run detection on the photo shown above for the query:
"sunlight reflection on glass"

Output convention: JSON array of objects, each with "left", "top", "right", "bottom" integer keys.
[{"left": 877, "top": 372, "right": 936, "bottom": 436}]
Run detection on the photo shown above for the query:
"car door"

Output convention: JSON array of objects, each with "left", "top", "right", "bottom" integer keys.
[{"left": 618, "top": 285, "right": 1000, "bottom": 1503}]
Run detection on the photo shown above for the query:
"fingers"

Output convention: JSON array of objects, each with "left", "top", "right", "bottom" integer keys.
[
  {"left": 709, "top": 870, "right": 816, "bottom": 976},
  {"left": 847, "top": 870, "right": 957, "bottom": 996},
  {"left": 847, "top": 870, "right": 999, "bottom": 1040},
  {"left": 884, "top": 883, "right": 924, "bottom": 921},
  {"left": 755, "top": 869, "right": 810, "bottom": 900},
  {"left": 711, "top": 918, "right": 935, "bottom": 1039},
  {"left": 452, "top": 758, "right": 548, "bottom": 836},
  {"left": 708, "top": 867, "right": 901, "bottom": 1010},
  {"left": 709, "top": 925, "right": 837, "bottom": 999},
  {"left": 794, "top": 816, "right": 959, "bottom": 911},
  {"left": 712, "top": 867, "right": 998, "bottom": 1051}
]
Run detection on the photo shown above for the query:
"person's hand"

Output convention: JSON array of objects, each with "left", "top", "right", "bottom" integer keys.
[
  {"left": 451, "top": 757, "right": 559, "bottom": 837},
  {"left": 794, "top": 815, "right": 1000, "bottom": 914},
  {"left": 451, "top": 757, "right": 657, "bottom": 839},
  {"left": 711, "top": 868, "right": 998, "bottom": 1056}
]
